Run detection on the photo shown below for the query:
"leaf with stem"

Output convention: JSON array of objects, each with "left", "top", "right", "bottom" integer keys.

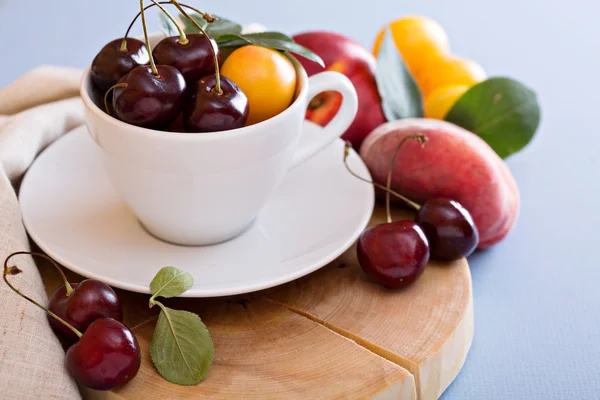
[{"left": 149, "top": 301, "right": 214, "bottom": 385}]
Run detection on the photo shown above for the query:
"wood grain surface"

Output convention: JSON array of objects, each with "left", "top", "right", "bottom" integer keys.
[{"left": 38, "top": 206, "right": 473, "bottom": 399}]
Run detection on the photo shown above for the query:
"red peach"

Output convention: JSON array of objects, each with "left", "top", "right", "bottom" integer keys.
[
  {"left": 293, "top": 31, "right": 386, "bottom": 149},
  {"left": 360, "top": 118, "right": 520, "bottom": 248}
]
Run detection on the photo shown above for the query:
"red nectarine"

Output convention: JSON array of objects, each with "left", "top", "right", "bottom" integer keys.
[{"left": 360, "top": 118, "right": 520, "bottom": 248}]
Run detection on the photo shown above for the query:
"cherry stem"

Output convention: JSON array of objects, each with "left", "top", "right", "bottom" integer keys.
[
  {"left": 150, "top": 0, "right": 188, "bottom": 45},
  {"left": 120, "top": 2, "right": 216, "bottom": 52},
  {"left": 104, "top": 83, "right": 128, "bottom": 114},
  {"left": 385, "top": 134, "right": 427, "bottom": 223},
  {"left": 6, "top": 251, "right": 75, "bottom": 296},
  {"left": 3, "top": 253, "right": 82, "bottom": 338},
  {"left": 170, "top": 0, "right": 222, "bottom": 94},
  {"left": 342, "top": 142, "right": 422, "bottom": 215},
  {"left": 140, "top": 0, "right": 159, "bottom": 77}
]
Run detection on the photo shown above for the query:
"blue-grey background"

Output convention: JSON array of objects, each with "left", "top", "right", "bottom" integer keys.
[{"left": 1, "top": 1, "right": 598, "bottom": 398}]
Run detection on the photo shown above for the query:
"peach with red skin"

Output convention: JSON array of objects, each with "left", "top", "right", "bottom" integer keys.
[
  {"left": 293, "top": 31, "right": 386, "bottom": 149},
  {"left": 360, "top": 118, "right": 520, "bottom": 248}
]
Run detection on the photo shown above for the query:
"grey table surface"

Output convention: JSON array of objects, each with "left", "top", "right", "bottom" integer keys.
[{"left": 1, "top": 0, "right": 599, "bottom": 399}]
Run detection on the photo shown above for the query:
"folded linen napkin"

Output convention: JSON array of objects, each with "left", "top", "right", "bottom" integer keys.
[{"left": 0, "top": 66, "right": 83, "bottom": 400}]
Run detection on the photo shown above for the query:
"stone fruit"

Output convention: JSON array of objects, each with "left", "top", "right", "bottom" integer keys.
[
  {"left": 417, "top": 55, "right": 486, "bottom": 96},
  {"left": 416, "top": 198, "right": 479, "bottom": 260},
  {"left": 183, "top": 74, "right": 249, "bottom": 132},
  {"left": 357, "top": 221, "right": 430, "bottom": 288},
  {"left": 112, "top": 65, "right": 187, "bottom": 128},
  {"left": 372, "top": 16, "right": 450, "bottom": 78},
  {"left": 152, "top": 33, "right": 219, "bottom": 84},
  {"left": 423, "top": 85, "right": 469, "bottom": 120},
  {"left": 48, "top": 279, "right": 123, "bottom": 343},
  {"left": 2, "top": 253, "right": 140, "bottom": 391},
  {"left": 360, "top": 118, "right": 519, "bottom": 248},
  {"left": 293, "top": 31, "right": 386, "bottom": 149},
  {"left": 90, "top": 38, "right": 149, "bottom": 92},
  {"left": 66, "top": 318, "right": 141, "bottom": 390},
  {"left": 221, "top": 45, "right": 297, "bottom": 125}
]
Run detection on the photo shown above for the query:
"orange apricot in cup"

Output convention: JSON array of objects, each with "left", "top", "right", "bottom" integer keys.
[{"left": 221, "top": 45, "right": 297, "bottom": 125}]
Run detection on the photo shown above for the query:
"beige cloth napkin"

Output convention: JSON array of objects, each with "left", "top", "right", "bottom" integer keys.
[{"left": 0, "top": 66, "right": 84, "bottom": 399}]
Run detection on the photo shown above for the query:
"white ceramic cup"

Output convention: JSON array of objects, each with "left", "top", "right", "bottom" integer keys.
[{"left": 81, "top": 35, "right": 358, "bottom": 246}]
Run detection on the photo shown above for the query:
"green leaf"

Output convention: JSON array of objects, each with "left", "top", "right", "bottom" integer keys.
[
  {"left": 214, "top": 32, "right": 324, "bottom": 67},
  {"left": 179, "top": 12, "right": 206, "bottom": 34},
  {"left": 375, "top": 29, "right": 423, "bottom": 120},
  {"left": 205, "top": 16, "right": 243, "bottom": 36},
  {"left": 158, "top": 12, "right": 179, "bottom": 37},
  {"left": 178, "top": 12, "right": 242, "bottom": 36},
  {"left": 150, "top": 306, "right": 214, "bottom": 385},
  {"left": 445, "top": 77, "right": 541, "bottom": 158},
  {"left": 149, "top": 266, "right": 193, "bottom": 299}
]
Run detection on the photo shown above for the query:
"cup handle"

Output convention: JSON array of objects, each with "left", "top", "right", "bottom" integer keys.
[{"left": 290, "top": 71, "right": 358, "bottom": 168}]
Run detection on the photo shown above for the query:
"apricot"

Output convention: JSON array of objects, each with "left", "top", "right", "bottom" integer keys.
[
  {"left": 360, "top": 119, "right": 519, "bottom": 248},
  {"left": 416, "top": 55, "right": 486, "bottom": 96},
  {"left": 221, "top": 45, "right": 297, "bottom": 125},
  {"left": 423, "top": 85, "right": 469, "bottom": 120},
  {"left": 373, "top": 16, "right": 450, "bottom": 78}
]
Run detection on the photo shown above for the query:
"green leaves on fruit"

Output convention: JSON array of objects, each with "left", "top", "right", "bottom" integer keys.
[
  {"left": 150, "top": 305, "right": 214, "bottom": 385},
  {"left": 158, "top": 12, "right": 178, "bottom": 37},
  {"left": 156, "top": 11, "right": 324, "bottom": 67},
  {"left": 215, "top": 32, "right": 324, "bottom": 67},
  {"left": 148, "top": 267, "right": 214, "bottom": 386},
  {"left": 149, "top": 266, "right": 193, "bottom": 300},
  {"left": 445, "top": 77, "right": 540, "bottom": 158},
  {"left": 375, "top": 29, "right": 424, "bottom": 120}
]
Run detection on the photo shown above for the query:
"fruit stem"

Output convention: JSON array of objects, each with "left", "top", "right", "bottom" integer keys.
[
  {"left": 104, "top": 83, "right": 129, "bottom": 115},
  {"left": 123, "top": 2, "right": 216, "bottom": 43},
  {"left": 150, "top": 0, "right": 188, "bottom": 45},
  {"left": 3, "top": 253, "right": 83, "bottom": 338},
  {"left": 149, "top": 297, "right": 167, "bottom": 313},
  {"left": 384, "top": 134, "right": 427, "bottom": 223},
  {"left": 6, "top": 251, "right": 75, "bottom": 296},
  {"left": 140, "top": 0, "right": 160, "bottom": 77},
  {"left": 170, "top": 0, "right": 222, "bottom": 94},
  {"left": 343, "top": 142, "right": 422, "bottom": 214}
]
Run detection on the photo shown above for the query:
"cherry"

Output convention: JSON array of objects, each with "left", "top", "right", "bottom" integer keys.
[
  {"left": 153, "top": 34, "right": 219, "bottom": 84},
  {"left": 357, "top": 221, "right": 430, "bottom": 288},
  {"left": 112, "top": 65, "right": 186, "bottom": 128},
  {"left": 167, "top": 1, "right": 249, "bottom": 133},
  {"left": 66, "top": 318, "right": 141, "bottom": 390},
  {"left": 183, "top": 74, "right": 249, "bottom": 132},
  {"left": 415, "top": 198, "right": 479, "bottom": 261},
  {"left": 48, "top": 279, "right": 123, "bottom": 343},
  {"left": 90, "top": 38, "right": 149, "bottom": 92},
  {"left": 3, "top": 256, "right": 141, "bottom": 391},
  {"left": 108, "top": 0, "right": 186, "bottom": 129}
]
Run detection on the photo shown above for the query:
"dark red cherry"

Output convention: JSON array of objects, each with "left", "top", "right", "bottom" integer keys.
[
  {"left": 91, "top": 38, "right": 149, "bottom": 92},
  {"left": 183, "top": 75, "right": 249, "bottom": 133},
  {"left": 152, "top": 34, "right": 219, "bottom": 84},
  {"left": 48, "top": 279, "right": 123, "bottom": 343},
  {"left": 357, "top": 220, "right": 430, "bottom": 289},
  {"left": 66, "top": 318, "right": 141, "bottom": 390},
  {"left": 113, "top": 65, "right": 186, "bottom": 129},
  {"left": 415, "top": 198, "right": 479, "bottom": 261}
]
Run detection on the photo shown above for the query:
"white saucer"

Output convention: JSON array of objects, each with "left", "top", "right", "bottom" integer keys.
[{"left": 20, "top": 124, "right": 374, "bottom": 297}]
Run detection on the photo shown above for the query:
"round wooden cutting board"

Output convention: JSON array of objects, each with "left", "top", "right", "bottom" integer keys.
[{"left": 39, "top": 206, "right": 473, "bottom": 400}]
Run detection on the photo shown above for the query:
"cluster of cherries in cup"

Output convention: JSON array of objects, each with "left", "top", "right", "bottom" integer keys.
[
  {"left": 346, "top": 136, "right": 479, "bottom": 289},
  {"left": 93, "top": 1, "right": 248, "bottom": 133},
  {"left": 3, "top": 252, "right": 139, "bottom": 391}
]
